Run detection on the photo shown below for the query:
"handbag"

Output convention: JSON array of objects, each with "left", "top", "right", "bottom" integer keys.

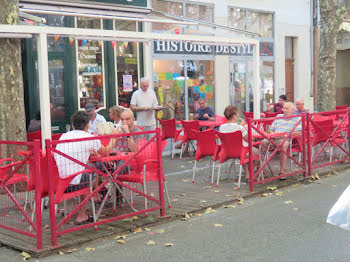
[{"left": 326, "top": 185, "right": 350, "bottom": 230}]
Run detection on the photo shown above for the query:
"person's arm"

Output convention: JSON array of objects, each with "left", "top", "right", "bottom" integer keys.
[
  {"left": 97, "top": 129, "right": 121, "bottom": 155},
  {"left": 208, "top": 108, "right": 215, "bottom": 121},
  {"left": 130, "top": 92, "right": 149, "bottom": 112}
]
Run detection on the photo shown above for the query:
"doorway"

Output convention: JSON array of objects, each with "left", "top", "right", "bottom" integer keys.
[{"left": 285, "top": 37, "right": 295, "bottom": 102}]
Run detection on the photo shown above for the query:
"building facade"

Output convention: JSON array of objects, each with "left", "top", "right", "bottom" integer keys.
[{"left": 21, "top": 0, "right": 313, "bottom": 132}]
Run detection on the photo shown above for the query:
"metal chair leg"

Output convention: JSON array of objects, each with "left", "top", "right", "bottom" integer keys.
[
  {"left": 192, "top": 160, "right": 197, "bottom": 183},
  {"left": 237, "top": 165, "right": 243, "bottom": 189},
  {"left": 179, "top": 143, "right": 185, "bottom": 160},
  {"left": 211, "top": 162, "right": 215, "bottom": 185},
  {"left": 163, "top": 181, "right": 171, "bottom": 208},
  {"left": 216, "top": 164, "right": 221, "bottom": 187}
]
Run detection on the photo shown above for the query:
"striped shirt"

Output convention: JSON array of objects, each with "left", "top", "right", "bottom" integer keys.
[{"left": 271, "top": 114, "right": 302, "bottom": 133}]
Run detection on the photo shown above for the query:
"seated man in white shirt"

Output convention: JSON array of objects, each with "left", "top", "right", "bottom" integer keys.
[
  {"left": 130, "top": 77, "right": 158, "bottom": 131},
  {"left": 55, "top": 111, "right": 117, "bottom": 225},
  {"left": 85, "top": 103, "right": 106, "bottom": 134},
  {"left": 219, "top": 105, "right": 258, "bottom": 181}
]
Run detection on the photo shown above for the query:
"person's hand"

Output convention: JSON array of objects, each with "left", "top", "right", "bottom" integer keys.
[
  {"left": 195, "top": 114, "right": 199, "bottom": 119},
  {"left": 112, "top": 126, "right": 122, "bottom": 134},
  {"left": 144, "top": 107, "right": 150, "bottom": 111},
  {"left": 121, "top": 124, "right": 130, "bottom": 133},
  {"left": 204, "top": 113, "right": 209, "bottom": 119}
]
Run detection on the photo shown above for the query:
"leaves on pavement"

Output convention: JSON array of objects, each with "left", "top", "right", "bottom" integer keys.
[
  {"left": 21, "top": 251, "right": 31, "bottom": 261},
  {"left": 114, "top": 234, "right": 128, "bottom": 240},
  {"left": 85, "top": 247, "right": 96, "bottom": 252},
  {"left": 156, "top": 229, "right": 165, "bottom": 234},
  {"left": 222, "top": 204, "right": 236, "bottom": 208},
  {"left": 164, "top": 243, "right": 174, "bottom": 247},
  {"left": 134, "top": 228, "right": 143, "bottom": 233},
  {"left": 146, "top": 240, "right": 155, "bottom": 245},
  {"left": 117, "top": 240, "right": 126, "bottom": 244},
  {"left": 214, "top": 224, "right": 223, "bottom": 227},
  {"left": 284, "top": 200, "right": 293, "bottom": 204}
]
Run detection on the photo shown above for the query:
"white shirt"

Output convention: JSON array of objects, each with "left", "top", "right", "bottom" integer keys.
[
  {"left": 219, "top": 122, "right": 248, "bottom": 147},
  {"left": 88, "top": 113, "right": 106, "bottom": 134},
  {"left": 130, "top": 89, "right": 158, "bottom": 127},
  {"left": 54, "top": 130, "right": 101, "bottom": 184}
]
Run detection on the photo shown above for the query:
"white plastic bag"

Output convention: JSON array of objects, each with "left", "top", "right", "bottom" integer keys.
[{"left": 326, "top": 185, "right": 350, "bottom": 230}]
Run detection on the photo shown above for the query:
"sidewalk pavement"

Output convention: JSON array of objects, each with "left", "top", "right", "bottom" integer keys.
[{"left": 0, "top": 154, "right": 349, "bottom": 257}]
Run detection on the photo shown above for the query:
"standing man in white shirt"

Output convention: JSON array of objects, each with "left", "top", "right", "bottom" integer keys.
[
  {"left": 85, "top": 103, "right": 106, "bottom": 134},
  {"left": 130, "top": 77, "right": 158, "bottom": 131}
]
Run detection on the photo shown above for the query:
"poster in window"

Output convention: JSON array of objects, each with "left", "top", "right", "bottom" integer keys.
[{"left": 123, "top": 75, "right": 133, "bottom": 92}]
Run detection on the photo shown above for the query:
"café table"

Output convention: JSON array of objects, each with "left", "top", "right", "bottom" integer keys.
[
  {"left": 89, "top": 151, "right": 137, "bottom": 218},
  {"left": 175, "top": 120, "right": 226, "bottom": 128}
]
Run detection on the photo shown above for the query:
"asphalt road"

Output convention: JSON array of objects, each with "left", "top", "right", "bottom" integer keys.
[{"left": 2, "top": 171, "right": 350, "bottom": 262}]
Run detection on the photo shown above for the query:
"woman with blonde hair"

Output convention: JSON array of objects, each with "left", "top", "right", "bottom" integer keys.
[{"left": 109, "top": 105, "right": 123, "bottom": 127}]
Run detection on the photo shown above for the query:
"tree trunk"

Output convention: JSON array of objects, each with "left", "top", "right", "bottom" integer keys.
[
  {"left": 0, "top": 0, "right": 26, "bottom": 142},
  {"left": 317, "top": 0, "right": 350, "bottom": 112}
]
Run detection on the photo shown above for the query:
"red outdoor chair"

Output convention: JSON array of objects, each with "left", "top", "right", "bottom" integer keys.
[
  {"left": 179, "top": 120, "right": 200, "bottom": 159},
  {"left": 27, "top": 131, "right": 42, "bottom": 143},
  {"left": 264, "top": 111, "right": 280, "bottom": 118},
  {"left": 214, "top": 114, "right": 227, "bottom": 123},
  {"left": 242, "top": 111, "right": 254, "bottom": 119},
  {"left": 214, "top": 131, "right": 259, "bottom": 189},
  {"left": 0, "top": 158, "right": 28, "bottom": 187},
  {"left": 336, "top": 105, "right": 347, "bottom": 110},
  {"left": 310, "top": 119, "right": 346, "bottom": 163},
  {"left": 191, "top": 129, "right": 217, "bottom": 183},
  {"left": 118, "top": 140, "right": 171, "bottom": 209},
  {"left": 158, "top": 118, "right": 184, "bottom": 159}
]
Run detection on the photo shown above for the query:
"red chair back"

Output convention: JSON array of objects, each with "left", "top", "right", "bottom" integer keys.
[
  {"left": 264, "top": 111, "right": 280, "bottom": 118},
  {"left": 336, "top": 105, "right": 347, "bottom": 110},
  {"left": 311, "top": 119, "right": 334, "bottom": 146},
  {"left": 193, "top": 129, "right": 217, "bottom": 161},
  {"left": 242, "top": 111, "right": 253, "bottom": 119},
  {"left": 216, "top": 131, "right": 243, "bottom": 163},
  {"left": 214, "top": 115, "right": 227, "bottom": 123},
  {"left": 181, "top": 120, "right": 200, "bottom": 141},
  {"left": 158, "top": 119, "right": 176, "bottom": 140},
  {"left": 27, "top": 131, "right": 42, "bottom": 142},
  {"left": 262, "top": 119, "right": 274, "bottom": 131},
  {"left": 135, "top": 139, "right": 167, "bottom": 174},
  {"left": 52, "top": 133, "right": 63, "bottom": 141}
]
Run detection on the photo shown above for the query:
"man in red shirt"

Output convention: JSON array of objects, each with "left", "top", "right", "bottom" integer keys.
[{"left": 269, "top": 95, "right": 287, "bottom": 113}]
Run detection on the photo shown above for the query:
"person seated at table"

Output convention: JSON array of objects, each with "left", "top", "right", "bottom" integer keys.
[
  {"left": 294, "top": 98, "right": 307, "bottom": 115},
  {"left": 27, "top": 111, "right": 41, "bottom": 133},
  {"left": 109, "top": 105, "right": 123, "bottom": 128},
  {"left": 269, "top": 95, "right": 286, "bottom": 113},
  {"left": 196, "top": 98, "right": 215, "bottom": 121},
  {"left": 262, "top": 102, "right": 302, "bottom": 178},
  {"left": 219, "top": 105, "right": 259, "bottom": 182},
  {"left": 85, "top": 103, "right": 106, "bottom": 134},
  {"left": 54, "top": 111, "right": 118, "bottom": 225}
]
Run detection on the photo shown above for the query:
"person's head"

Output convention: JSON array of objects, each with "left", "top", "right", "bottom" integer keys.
[
  {"left": 140, "top": 77, "right": 150, "bottom": 92},
  {"left": 85, "top": 103, "right": 96, "bottom": 119},
  {"left": 35, "top": 111, "right": 41, "bottom": 121},
  {"left": 282, "top": 102, "right": 294, "bottom": 116},
  {"left": 198, "top": 98, "right": 207, "bottom": 110},
  {"left": 71, "top": 111, "right": 91, "bottom": 131},
  {"left": 279, "top": 95, "right": 287, "bottom": 106},
  {"left": 120, "top": 109, "right": 135, "bottom": 129},
  {"left": 109, "top": 106, "right": 122, "bottom": 122},
  {"left": 295, "top": 98, "right": 305, "bottom": 111},
  {"left": 223, "top": 105, "right": 238, "bottom": 121}
]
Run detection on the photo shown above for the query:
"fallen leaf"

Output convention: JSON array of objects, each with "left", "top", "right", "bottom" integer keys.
[
  {"left": 315, "top": 174, "right": 320, "bottom": 180},
  {"left": 284, "top": 200, "right": 293, "bottom": 205},
  {"left": 326, "top": 173, "right": 332, "bottom": 177},
  {"left": 195, "top": 213, "right": 203, "bottom": 216},
  {"left": 123, "top": 217, "right": 134, "bottom": 222},
  {"left": 145, "top": 240, "right": 155, "bottom": 245},
  {"left": 132, "top": 216, "right": 139, "bottom": 220},
  {"left": 237, "top": 197, "right": 244, "bottom": 202},
  {"left": 107, "top": 226, "right": 115, "bottom": 230},
  {"left": 275, "top": 192, "right": 283, "bottom": 196},
  {"left": 199, "top": 204, "right": 204, "bottom": 207},
  {"left": 293, "top": 208, "right": 299, "bottom": 211},
  {"left": 144, "top": 227, "right": 151, "bottom": 231},
  {"left": 21, "top": 251, "right": 31, "bottom": 261},
  {"left": 222, "top": 204, "right": 236, "bottom": 208},
  {"left": 64, "top": 248, "right": 78, "bottom": 253},
  {"left": 164, "top": 243, "right": 174, "bottom": 247},
  {"left": 58, "top": 251, "right": 64, "bottom": 255},
  {"left": 292, "top": 183, "right": 300, "bottom": 187},
  {"left": 134, "top": 228, "right": 143, "bottom": 233},
  {"left": 44, "top": 224, "right": 50, "bottom": 229},
  {"left": 182, "top": 213, "right": 190, "bottom": 220},
  {"left": 156, "top": 229, "right": 165, "bottom": 234},
  {"left": 225, "top": 194, "right": 232, "bottom": 197},
  {"left": 261, "top": 193, "right": 269, "bottom": 197},
  {"left": 333, "top": 171, "right": 339, "bottom": 175},
  {"left": 180, "top": 165, "right": 185, "bottom": 168},
  {"left": 332, "top": 184, "right": 337, "bottom": 188},
  {"left": 214, "top": 224, "right": 223, "bottom": 227},
  {"left": 267, "top": 186, "right": 277, "bottom": 191},
  {"left": 204, "top": 207, "right": 216, "bottom": 214},
  {"left": 114, "top": 234, "right": 128, "bottom": 240},
  {"left": 200, "top": 200, "right": 207, "bottom": 203},
  {"left": 214, "top": 190, "right": 220, "bottom": 193},
  {"left": 179, "top": 193, "right": 186, "bottom": 196},
  {"left": 85, "top": 247, "right": 96, "bottom": 252},
  {"left": 117, "top": 240, "right": 126, "bottom": 244},
  {"left": 233, "top": 193, "right": 241, "bottom": 197},
  {"left": 172, "top": 198, "right": 179, "bottom": 202},
  {"left": 183, "top": 179, "right": 190, "bottom": 182}
]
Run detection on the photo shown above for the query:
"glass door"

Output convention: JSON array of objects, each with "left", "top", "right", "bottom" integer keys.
[
  {"left": 229, "top": 57, "right": 254, "bottom": 113},
  {"left": 153, "top": 59, "right": 185, "bottom": 120}
]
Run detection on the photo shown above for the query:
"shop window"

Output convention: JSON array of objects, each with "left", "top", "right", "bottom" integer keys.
[
  {"left": 77, "top": 18, "right": 105, "bottom": 110},
  {"left": 152, "top": 0, "right": 183, "bottom": 32},
  {"left": 185, "top": 4, "right": 213, "bottom": 23},
  {"left": 32, "top": 14, "right": 66, "bottom": 52},
  {"left": 228, "top": 8, "right": 273, "bottom": 38},
  {"left": 261, "top": 60, "right": 274, "bottom": 110}
]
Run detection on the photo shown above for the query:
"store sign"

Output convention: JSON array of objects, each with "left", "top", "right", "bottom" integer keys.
[{"left": 153, "top": 41, "right": 273, "bottom": 56}]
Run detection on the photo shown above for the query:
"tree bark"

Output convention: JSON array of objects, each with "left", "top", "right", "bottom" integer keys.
[
  {"left": 0, "top": 0, "right": 26, "bottom": 142},
  {"left": 318, "top": 0, "right": 350, "bottom": 112}
]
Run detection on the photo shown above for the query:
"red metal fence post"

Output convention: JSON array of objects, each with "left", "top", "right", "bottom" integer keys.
[
  {"left": 46, "top": 139, "right": 58, "bottom": 247},
  {"left": 33, "top": 140, "right": 43, "bottom": 250},
  {"left": 301, "top": 113, "right": 307, "bottom": 177},
  {"left": 306, "top": 112, "right": 312, "bottom": 177},
  {"left": 348, "top": 109, "right": 350, "bottom": 156},
  {"left": 156, "top": 128, "right": 166, "bottom": 217},
  {"left": 247, "top": 118, "right": 254, "bottom": 192}
]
